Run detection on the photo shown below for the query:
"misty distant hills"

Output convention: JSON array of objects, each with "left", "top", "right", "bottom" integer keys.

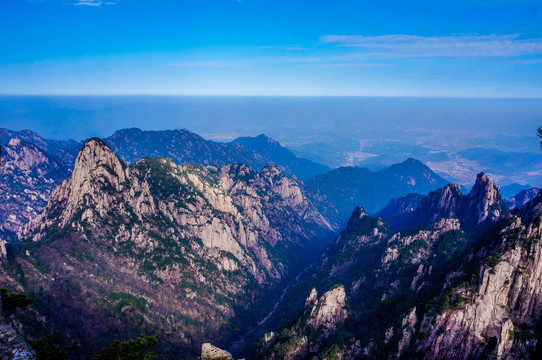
[
  {"left": 500, "top": 183, "right": 534, "bottom": 199},
  {"left": 305, "top": 158, "right": 450, "bottom": 229},
  {"left": 104, "top": 129, "right": 330, "bottom": 181},
  {"left": 505, "top": 187, "right": 540, "bottom": 210},
  {"left": 230, "top": 134, "right": 330, "bottom": 181},
  {"left": 104, "top": 127, "right": 268, "bottom": 169}
]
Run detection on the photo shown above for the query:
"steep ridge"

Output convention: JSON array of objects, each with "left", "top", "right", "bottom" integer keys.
[
  {"left": 230, "top": 134, "right": 330, "bottom": 181},
  {"left": 306, "top": 158, "right": 449, "bottom": 229},
  {"left": 505, "top": 188, "right": 540, "bottom": 210},
  {"left": 0, "top": 138, "right": 70, "bottom": 242},
  {"left": 104, "top": 128, "right": 268, "bottom": 170},
  {"left": 6, "top": 138, "right": 334, "bottom": 357},
  {"left": 500, "top": 183, "right": 534, "bottom": 199},
  {"left": 378, "top": 173, "right": 508, "bottom": 233},
  {"left": 254, "top": 173, "right": 542, "bottom": 360},
  {"left": 1, "top": 128, "right": 79, "bottom": 166}
]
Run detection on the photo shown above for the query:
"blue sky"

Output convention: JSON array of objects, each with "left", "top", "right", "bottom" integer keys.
[{"left": 1, "top": 0, "right": 542, "bottom": 96}]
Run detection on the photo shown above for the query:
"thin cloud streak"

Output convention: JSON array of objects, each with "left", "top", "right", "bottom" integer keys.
[
  {"left": 73, "top": 0, "right": 116, "bottom": 6},
  {"left": 168, "top": 61, "right": 248, "bottom": 69},
  {"left": 320, "top": 34, "right": 542, "bottom": 57},
  {"left": 167, "top": 53, "right": 392, "bottom": 69}
]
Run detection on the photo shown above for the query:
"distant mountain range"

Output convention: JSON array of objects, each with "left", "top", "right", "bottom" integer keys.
[
  {"left": 1, "top": 128, "right": 79, "bottom": 166},
  {"left": 230, "top": 134, "right": 330, "bottom": 181},
  {"left": 305, "top": 158, "right": 450, "bottom": 229},
  {"left": 500, "top": 183, "right": 534, "bottom": 199},
  {"left": 505, "top": 187, "right": 540, "bottom": 210},
  {"left": 1, "top": 128, "right": 454, "bottom": 239}
]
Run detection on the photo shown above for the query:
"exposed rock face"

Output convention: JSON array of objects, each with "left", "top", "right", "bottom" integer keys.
[
  {"left": 256, "top": 286, "right": 349, "bottom": 359},
  {"left": 0, "top": 296, "right": 36, "bottom": 360},
  {"left": 255, "top": 173, "right": 542, "bottom": 360},
  {"left": 306, "top": 158, "right": 449, "bottom": 229},
  {"left": 0, "top": 138, "right": 70, "bottom": 241},
  {"left": 306, "top": 286, "right": 348, "bottom": 336},
  {"left": 11, "top": 138, "right": 334, "bottom": 357},
  {"left": 0, "top": 238, "right": 7, "bottom": 258},
  {"left": 201, "top": 343, "right": 234, "bottom": 360},
  {"left": 0, "top": 128, "right": 79, "bottom": 166},
  {"left": 420, "top": 214, "right": 542, "bottom": 359},
  {"left": 0, "top": 325, "right": 36, "bottom": 360},
  {"left": 378, "top": 172, "right": 507, "bottom": 232},
  {"left": 467, "top": 173, "right": 504, "bottom": 225},
  {"left": 505, "top": 187, "right": 540, "bottom": 210},
  {"left": 1, "top": 127, "right": 330, "bottom": 248}
]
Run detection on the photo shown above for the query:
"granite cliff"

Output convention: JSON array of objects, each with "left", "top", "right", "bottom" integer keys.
[
  {"left": 4, "top": 138, "right": 334, "bottom": 357},
  {"left": 254, "top": 174, "right": 542, "bottom": 360}
]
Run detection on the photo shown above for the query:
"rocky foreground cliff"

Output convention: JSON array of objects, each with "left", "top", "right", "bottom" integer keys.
[
  {"left": 1, "top": 138, "right": 334, "bottom": 357},
  {"left": 254, "top": 174, "right": 542, "bottom": 360}
]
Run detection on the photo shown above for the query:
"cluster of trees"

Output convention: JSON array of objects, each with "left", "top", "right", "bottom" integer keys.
[{"left": 1, "top": 288, "right": 159, "bottom": 360}]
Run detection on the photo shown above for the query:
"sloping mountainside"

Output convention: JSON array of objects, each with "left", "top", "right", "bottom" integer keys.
[
  {"left": 1, "top": 128, "right": 80, "bottom": 166},
  {"left": 378, "top": 173, "right": 508, "bottom": 233},
  {"left": 505, "top": 188, "right": 540, "bottom": 210},
  {"left": 104, "top": 128, "right": 269, "bottom": 170},
  {"left": 0, "top": 129, "right": 78, "bottom": 242},
  {"left": 1, "top": 138, "right": 334, "bottom": 358},
  {"left": 0, "top": 138, "right": 70, "bottom": 242},
  {"left": 306, "top": 158, "right": 449, "bottom": 229},
  {"left": 255, "top": 174, "right": 542, "bottom": 360},
  {"left": 230, "top": 134, "right": 330, "bottom": 181},
  {"left": 500, "top": 183, "right": 534, "bottom": 199}
]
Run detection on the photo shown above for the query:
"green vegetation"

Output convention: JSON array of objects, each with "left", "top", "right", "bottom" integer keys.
[
  {"left": 29, "top": 332, "right": 78, "bottom": 360},
  {"left": 85, "top": 335, "right": 159, "bottom": 360},
  {"left": 107, "top": 292, "right": 148, "bottom": 314},
  {"left": 1, "top": 288, "right": 33, "bottom": 311}
]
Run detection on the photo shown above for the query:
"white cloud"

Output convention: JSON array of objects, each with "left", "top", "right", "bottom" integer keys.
[
  {"left": 320, "top": 34, "right": 542, "bottom": 57},
  {"left": 73, "top": 0, "right": 116, "bottom": 6}
]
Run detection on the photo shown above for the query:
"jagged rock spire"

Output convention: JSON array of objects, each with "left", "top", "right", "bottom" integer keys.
[
  {"left": 347, "top": 206, "right": 367, "bottom": 228},
  {"left": 467, "top": 172, "right": 505, "bottom": 226}
]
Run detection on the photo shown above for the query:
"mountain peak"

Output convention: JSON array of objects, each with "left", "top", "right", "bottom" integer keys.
[
  {"left": 475, "top": 172, "right": 490, "bottom": 184},
  {"left": 72, "top": 137, "right": 128, "bottom": 189},
  {"left": 468, "top": 172, "right": 505, "bottom": 225},
  {"left": 347, "top": 206, "right": 368, "bottom": 227},
  {"left": 110, "top": 127, "right": 143, "bottom": 137},
  {"left": 77, "top": 137, "right": 115, "bottom": 164},
  {"left": 404, "top": 157, "right": 422, "bottom": 165},
  {"left": 255, "top": 133, "right": 278, "bottom": 144}
]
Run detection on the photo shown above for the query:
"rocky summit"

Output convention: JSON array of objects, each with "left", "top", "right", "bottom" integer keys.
[
  {"left": 254, "top": 173, "right": 542, "bottom": 360},
  {"left": 5, "top": 138, "right": 334, "bottom": 357}
]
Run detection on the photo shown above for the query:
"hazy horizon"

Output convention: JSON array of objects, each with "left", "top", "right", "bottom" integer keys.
[{"left": 2, "top": 95, "right": 542, "bottom": 187}]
